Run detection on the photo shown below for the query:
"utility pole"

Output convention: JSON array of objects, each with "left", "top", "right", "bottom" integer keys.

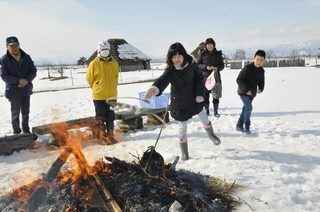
[{"left": 317, "top": 48, "right": 320, "bottom": 67}]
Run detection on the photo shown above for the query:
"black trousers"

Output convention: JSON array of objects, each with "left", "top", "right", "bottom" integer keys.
[
  {"left": 93, "top": 100, "right": 115, "bottom": 131},
  {"left": 9, "top": 96, "right": 30, "bottom": 133},
  {"left": 204, "top": 89, "right": 220, "bottom": 105}
]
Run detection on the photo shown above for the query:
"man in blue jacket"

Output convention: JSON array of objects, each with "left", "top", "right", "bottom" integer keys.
[{"left": 0, "top": 36, "right": 37, "bottom": 134}]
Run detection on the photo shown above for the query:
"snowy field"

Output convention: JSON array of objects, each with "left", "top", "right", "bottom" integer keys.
[{"left": 0, "top": 61, "right": 320, "bottom": 211}]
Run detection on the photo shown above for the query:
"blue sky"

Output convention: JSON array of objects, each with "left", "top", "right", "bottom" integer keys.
[{"left": 1, "top": 0, "right": 319, "bottom": 64}]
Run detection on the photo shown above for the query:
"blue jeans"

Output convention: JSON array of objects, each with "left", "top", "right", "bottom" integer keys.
[{"left": 237, "top": 95, "right": 253, "bottom": 130}]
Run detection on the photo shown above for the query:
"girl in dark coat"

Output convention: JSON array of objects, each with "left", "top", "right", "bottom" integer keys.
[
  {"left": 144, "top": 42, "right": 220, "bottom": 161},
  {"left": 197, "top": 38, "right": 224, "bottom": 116}
]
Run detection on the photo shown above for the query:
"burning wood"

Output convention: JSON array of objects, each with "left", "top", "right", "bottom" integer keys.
[
  {"left": 0, "top": 120, "right": 238, "bottom": 211},
  {"left": 13, "top": 119, "right": 121, "bottom": 212},
  {"left": 31, "top": 117, "right": 120, "bottom": 146},
  {"left": 0, "top": 145, "right": 238, "bottom": 212},
  {"left": 18, "top": 148, "right": 72, "bottom": 211}
]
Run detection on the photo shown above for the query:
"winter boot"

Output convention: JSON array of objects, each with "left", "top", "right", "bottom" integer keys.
[
  {"left": 179, "top": 137, "right": 189, "bottom": 161},
  {"left": 204, "top": 104, "right": 210, "bottom": 116},
  {"left": 203, "top": 122, "right": 221, "bottom": 145},
  {"left": 213, "top": 103, "right": 220, "bottom": 117}
]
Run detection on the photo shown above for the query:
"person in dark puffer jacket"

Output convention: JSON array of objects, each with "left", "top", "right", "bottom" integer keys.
[
  {"left": 197, "top": 38, "right": 224, "bottom": 117},
  {"left": 0, "top": 36, "right": 37, "bottom": 134},
  {"left": 144, "top": 42, "right": 221, "bottom": 161}
]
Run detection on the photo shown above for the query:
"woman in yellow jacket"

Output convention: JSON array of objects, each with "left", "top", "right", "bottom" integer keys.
[{"left": 86, "top": 40, "right": 119, "bottom": 143}]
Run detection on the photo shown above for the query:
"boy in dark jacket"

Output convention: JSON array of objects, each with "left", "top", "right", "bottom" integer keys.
[
  {"left": 236, "top": 50, "right": 265, "bottom": 134},
  {"left": 0, "top": 36, "right": 37, "bottom": 134}
]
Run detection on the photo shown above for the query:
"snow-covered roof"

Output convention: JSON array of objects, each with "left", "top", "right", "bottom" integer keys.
[{"left": 118, "top": 43, "right": 150, "bottom": 61}]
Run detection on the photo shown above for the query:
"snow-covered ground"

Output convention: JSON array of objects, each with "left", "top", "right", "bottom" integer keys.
[{"left": 1, "top": 61, "right": 320, "bottom": 211}]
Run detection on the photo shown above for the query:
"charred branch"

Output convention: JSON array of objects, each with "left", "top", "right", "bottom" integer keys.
[
  {"left": 19, "top": 148, "right": 72, "bottom": 211},
  {"left": 71, "top": 144, "right": 122, "bottom": 212}
]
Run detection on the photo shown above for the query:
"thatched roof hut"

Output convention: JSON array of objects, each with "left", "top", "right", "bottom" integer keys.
[
  {"left": 87, "top": 38, "right": 151, "bottom": 72},
  {"left": 190, "top": 42, "right": 205, "bottom": 62}
]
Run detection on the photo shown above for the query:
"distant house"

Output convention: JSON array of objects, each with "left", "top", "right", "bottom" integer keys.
[{"left": 87, "top": 38, "right": 151, "bottom": 72}]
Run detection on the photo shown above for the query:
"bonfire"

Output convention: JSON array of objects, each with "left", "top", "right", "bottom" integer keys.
[{"left": 0, "top": 108, "right": 241, "bottom": 211}]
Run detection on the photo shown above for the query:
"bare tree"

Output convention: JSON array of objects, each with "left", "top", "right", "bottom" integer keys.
[
  {"left": 233, "top": 49, "right": 246, "bottom": 60},
  {"left": 56, "top": 62, "right": 66, "bottom": 77},
  {"left": 290, "top": 49, "right": 300, "bottom": 60},
  {"left": 266, "top": 49, "right": 275, "bottom": 60},
  {"left": 41, "top": 59, "right": 54, "bottom": 78}
]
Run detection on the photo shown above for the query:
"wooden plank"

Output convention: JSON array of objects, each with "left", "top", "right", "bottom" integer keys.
[
  {"left": 31, "top": 108, "right": 168, "bottom": 136},
  {"left": 0, "top": 133, "right": 37, "bottom": 155},
  {"left": 116, "top": 108, "right": 167, "bottom": 121},
  {"left": 32, "top": 117, "right": 99, "bottom": 135},
  {"left": 119, "top": 117, "right": 143, "bottom": 130}
]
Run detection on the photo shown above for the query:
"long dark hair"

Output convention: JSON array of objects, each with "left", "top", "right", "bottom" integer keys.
[{"left": 165, "top": 42, "right": 189, "bottom": 70}]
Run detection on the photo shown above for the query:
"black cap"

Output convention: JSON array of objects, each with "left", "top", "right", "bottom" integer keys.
[{"left": 6, "top": 36, "right": 19, "bottom": 46}]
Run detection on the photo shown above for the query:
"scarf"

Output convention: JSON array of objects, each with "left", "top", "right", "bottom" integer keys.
[
  {"left": 174, "top": 62, "right": 189, "bottom": 70},
  {"left": 10, "top": 51, "right": 21, "bottom": 62}
]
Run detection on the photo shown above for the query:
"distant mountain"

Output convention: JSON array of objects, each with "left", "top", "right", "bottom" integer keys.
[{"left": 223, "top": 39, "right": 320, "bottom": 59}]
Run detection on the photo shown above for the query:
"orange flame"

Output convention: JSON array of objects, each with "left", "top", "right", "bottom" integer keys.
[
  {"left": 13, "top": 116, "right": 122, "bottom": 208},
  {"left": 10, "top": 180, "right": 40, "bottom": 201},
  {"left": 66, "top": 205, "right": 77, "bottom": 211},
  {"left": 170, "top": 190, "right": 176, "bottom": 195}
]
